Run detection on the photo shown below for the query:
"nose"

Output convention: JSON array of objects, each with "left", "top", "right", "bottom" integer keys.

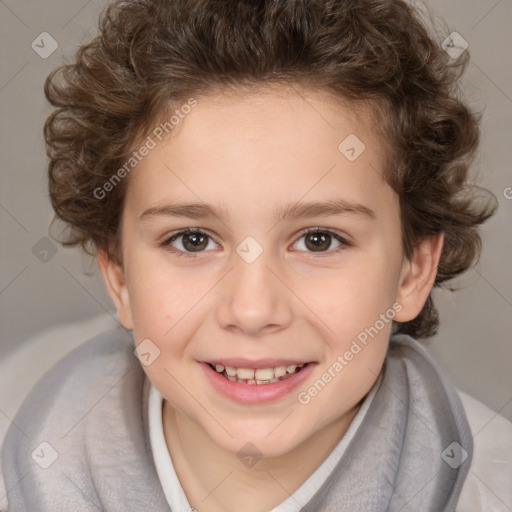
[{"left": 215, "top": 250, "right": 293, "bottom": 338}]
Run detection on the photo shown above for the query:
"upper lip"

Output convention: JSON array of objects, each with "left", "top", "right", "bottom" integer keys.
[{"left": 203, "top": 358, "right": 312, "bottom": 369}]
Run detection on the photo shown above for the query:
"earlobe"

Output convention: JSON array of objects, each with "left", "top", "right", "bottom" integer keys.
[
  {"left": 394, "top": 233, "right": 444, "bottom": 323},
  {"left": 97, "top": 250, "right": 134, "bottom": 330}
]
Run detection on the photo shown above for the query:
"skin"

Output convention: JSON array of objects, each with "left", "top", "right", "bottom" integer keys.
[{"left": 99, "top": 85, "right": 443, "bottom": 512}]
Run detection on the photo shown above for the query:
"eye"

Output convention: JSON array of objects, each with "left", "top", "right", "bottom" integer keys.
[
  {"left": 292, "top": 228, "right": 350, "bottom": 253},
  {"left": 161, "top": 228, "right": 218, "bottom": 256}
]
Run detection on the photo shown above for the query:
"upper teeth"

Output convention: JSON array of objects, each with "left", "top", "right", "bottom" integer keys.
[{"left": 213, "top": 364, "right": 305, "bottom": 381}]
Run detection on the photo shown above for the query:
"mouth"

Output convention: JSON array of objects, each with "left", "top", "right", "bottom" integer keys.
[
  {"left": 200, "top": 359, "right": 316, "bottom": 404},
  {"left": 206, "top": 362, "right": 308, "bottom": 385}
]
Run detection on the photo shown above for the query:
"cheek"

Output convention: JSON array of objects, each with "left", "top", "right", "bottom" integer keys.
[
  {"left": 306, "top": 256, "right": 399, "bottom": 336},
  {"left": 125, "top": 258, "right": 195, "bottom": 342},
  {"left": 127, "top": 245, "right": 201, "bottom": 312},
  {"left": 302, "top": 267, "right": 395, "bottom": 413}
]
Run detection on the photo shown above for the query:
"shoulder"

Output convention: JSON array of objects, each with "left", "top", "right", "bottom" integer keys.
[
  {"left": 457, "top": 390, "right": 512, "bottom": 511},
  {"left": 0, "top": 327, "right": 145, "bottom": 509},
  {"left": 389, "top": 335, "right": 512, "bottom": 510},
  {"left": 4, "top": 326, "right": 138, "bottom": 440},
  {"left": 12, "top": 326, "right": 136, "bottom": 414}
]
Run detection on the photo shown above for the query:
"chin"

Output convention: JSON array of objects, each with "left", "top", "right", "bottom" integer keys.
[{"left": 211, "top": 426, "right": 304, "bottom": 460}]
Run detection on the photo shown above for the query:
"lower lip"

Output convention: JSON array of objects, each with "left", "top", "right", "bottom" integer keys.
[{"left": 200, "top": 362, "right": 316, "bottom": 404}]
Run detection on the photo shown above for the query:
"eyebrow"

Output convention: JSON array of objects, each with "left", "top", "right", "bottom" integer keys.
[{"left": 140, "top": 199, "right": 376, "bottom": 223}]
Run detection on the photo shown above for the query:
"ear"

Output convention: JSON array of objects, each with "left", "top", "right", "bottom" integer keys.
[
  {"left": 394, "top": 233, "right": 444, "bottom": 323},
  {"left": 97, "top": 250, "right": 134, "bottom": 330}
]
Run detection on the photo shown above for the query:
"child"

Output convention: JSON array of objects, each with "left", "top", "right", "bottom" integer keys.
[{"left": 2, "top": 0, "right": 510, "bottom": 510}]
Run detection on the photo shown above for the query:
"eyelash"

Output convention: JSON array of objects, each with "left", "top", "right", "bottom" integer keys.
[{"left": 160, "top": 227, "right": 352, "bottom": 259}]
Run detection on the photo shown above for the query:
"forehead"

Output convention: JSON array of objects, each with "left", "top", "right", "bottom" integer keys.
[
  {"left": 124, "top": 85, "right": 396, "bottom": 222},
  {"left": 163, "top": 85, "right": 376, "bottom": 159}
]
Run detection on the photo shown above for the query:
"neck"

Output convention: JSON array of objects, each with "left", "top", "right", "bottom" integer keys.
[{"left": 162, "top": 400, "right": 360, "bottom": 512}]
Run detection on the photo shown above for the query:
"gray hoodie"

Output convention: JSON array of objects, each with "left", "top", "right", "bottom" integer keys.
[{"left": 1, "top": 328, "right": 472, "bottom": 511}]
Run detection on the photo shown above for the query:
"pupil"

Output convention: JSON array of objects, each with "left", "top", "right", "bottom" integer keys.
[
  {"left": 183, "top": 233, "right": 208, "bottom": 251},
  {"left": 306, "top": 232, "right": 330, "bottom": 251}
]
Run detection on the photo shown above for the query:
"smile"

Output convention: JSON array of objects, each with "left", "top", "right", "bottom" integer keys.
[
  {"left": 201, "top": 360, "right": 316, "bottom": 404},
  {"left": 207, "top": 362, "right": 306, "bottom": 385}
]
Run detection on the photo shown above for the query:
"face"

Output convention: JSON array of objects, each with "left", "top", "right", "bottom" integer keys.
[{"left": 100, "top": 85, "right": 441, "bottom": 459}]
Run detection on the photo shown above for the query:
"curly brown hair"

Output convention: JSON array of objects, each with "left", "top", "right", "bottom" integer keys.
[{"left": 44, "top": 0, "right": 497, "bottom": 338}]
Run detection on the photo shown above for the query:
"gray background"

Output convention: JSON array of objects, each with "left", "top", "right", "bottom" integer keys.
[{"left": 1, "top": 0, "right": 511, "bottom": 420}]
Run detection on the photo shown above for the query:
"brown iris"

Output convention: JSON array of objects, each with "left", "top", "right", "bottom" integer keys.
[
  {"left": 304, "top": 232, "right": 332, "bottom": 252},
  {"left": 182, "top": 232, "right": 209, "bottom": 252}
]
